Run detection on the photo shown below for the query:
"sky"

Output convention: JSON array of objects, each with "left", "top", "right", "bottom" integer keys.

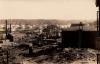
[{"left": 0, "top": 0, "right": 98, "bottom": 20}]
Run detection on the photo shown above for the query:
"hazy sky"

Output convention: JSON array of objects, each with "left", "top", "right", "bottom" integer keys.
[{"left": 0, "top": 0, "right": 98, "bottom": 20}]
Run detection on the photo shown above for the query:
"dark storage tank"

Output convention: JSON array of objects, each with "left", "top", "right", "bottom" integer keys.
[{"left": 62, "top": 30, "right": 97, "bottom": 49}]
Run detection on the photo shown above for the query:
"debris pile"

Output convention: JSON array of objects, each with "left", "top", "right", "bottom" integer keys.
[{"left": 22, "top": 48, "right": 97, "bottom": 64}]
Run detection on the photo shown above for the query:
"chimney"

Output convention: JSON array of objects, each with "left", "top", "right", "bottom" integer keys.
[
  {"left": 10, "top": 24, "right": 11, "bottom": 33},
  {"left": 5, "top": 20, "right": 8, "bottom": 39}
]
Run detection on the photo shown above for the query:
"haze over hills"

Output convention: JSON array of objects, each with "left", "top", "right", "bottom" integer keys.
[{"left": 0, "top": 19, "right": 96, "bottom": 25}]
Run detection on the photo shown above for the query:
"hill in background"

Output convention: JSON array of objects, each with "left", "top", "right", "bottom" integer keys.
[{"left": 0, "top": 19, "right": 96, "bottom": 25}]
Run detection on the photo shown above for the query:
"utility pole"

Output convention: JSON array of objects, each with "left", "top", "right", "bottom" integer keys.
[
  {"left": 95, "top": 0, "right": 100, "bottom": 50},
  {"left": 96, "top": 0, "right": 100, "bottom": 36}
]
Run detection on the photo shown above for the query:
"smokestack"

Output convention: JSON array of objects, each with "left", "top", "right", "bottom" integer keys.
[
  {"left": 10, "top": 24, "right": 11, "bottom": 33},
  {"left": 5, "top": 20, "right": 8, "bottom": 39}
]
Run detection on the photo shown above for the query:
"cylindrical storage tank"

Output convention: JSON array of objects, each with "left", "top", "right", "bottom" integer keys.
[{"left": 62, "top": 30, "right": 97, "bottom": 49}]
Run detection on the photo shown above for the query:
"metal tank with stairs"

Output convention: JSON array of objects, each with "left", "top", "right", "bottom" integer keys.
[{"left": 62, "top": 0, "right": 100, "bottom": 50}]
